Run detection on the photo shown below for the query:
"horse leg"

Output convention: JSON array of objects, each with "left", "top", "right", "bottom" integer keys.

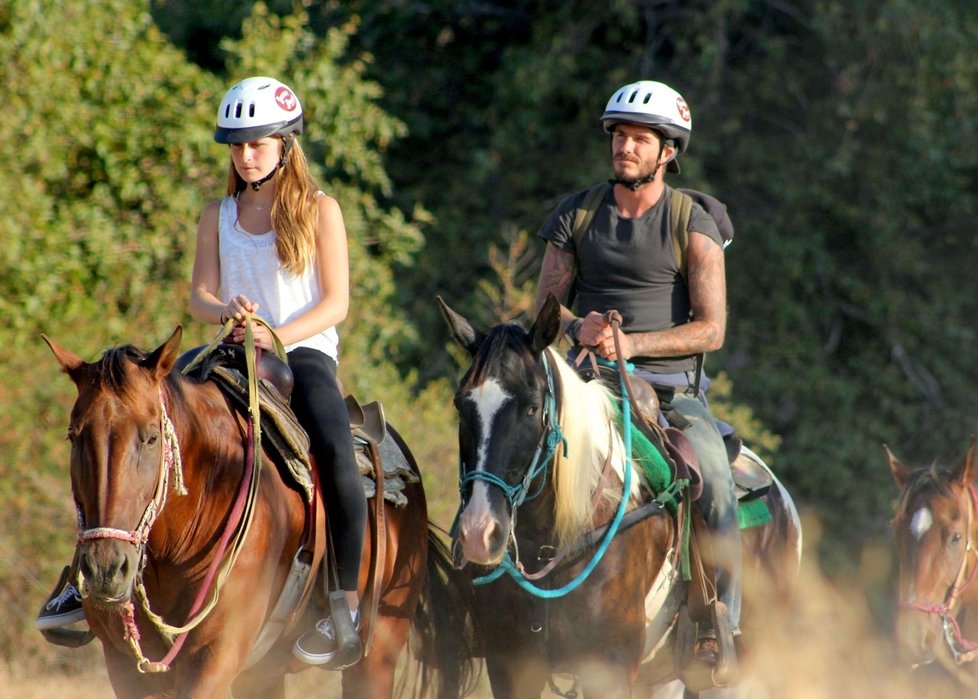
[
  {"left": 340, "top": 614, "right": 412, "bottom": 698},
  {"left": 102, "top": 645, "right": 172, "bottom": 699},
  {"left": 575, "top": 664, "right": 637, "bottom": 699},
  {"left": 484, "top": 652, "right": 549, "bottom": 699},
  {"left": 233, "top": 675, "right": 287, "bottom": 699}
]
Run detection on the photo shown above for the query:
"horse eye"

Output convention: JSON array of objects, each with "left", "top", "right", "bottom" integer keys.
[
  {"left": 951, "top": 532, "right": 963, "bottom": 545},
  {"left": 147, "top": 434, "right": 159, "bottom": 446}
]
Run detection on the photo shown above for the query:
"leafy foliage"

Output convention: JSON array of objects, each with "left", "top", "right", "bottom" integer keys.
[{"left": 4, "top": 0, "right": 978, "bottom": 672}]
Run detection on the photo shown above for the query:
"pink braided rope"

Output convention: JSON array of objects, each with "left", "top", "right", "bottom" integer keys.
[
  {"left": 79, "top": 527, "right": 146, "bottom": 545},
  {"left": 122, "top": 601, "right": 141, "bottom": 644}
]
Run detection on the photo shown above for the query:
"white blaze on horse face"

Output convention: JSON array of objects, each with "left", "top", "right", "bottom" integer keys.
[
  {"left": 465, "top": 379, "right": 511, "bottom": 513},
  {"left": 909, "top": 507, "right": 933, "bottom": 541}
]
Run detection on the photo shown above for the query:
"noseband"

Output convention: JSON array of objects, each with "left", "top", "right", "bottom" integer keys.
[{"left": 899, "top": 484, "right": 978, "bottom": 664}]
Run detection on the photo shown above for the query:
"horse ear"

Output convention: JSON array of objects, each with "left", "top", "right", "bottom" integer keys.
[
  {"left": 529, "top": 293, "right": 561, "bottom": 354},
  {"left": 142, "top": 326, "right": 184, "bottom": 379},
  {"left": 885, "top": 444, "right": 911, "bottom": 491},
  {"left": 437, "top": 295, "right": 484, "bottom": 355},
  {"left": 42, "top": 334, "right": 86, "bottom": 380},
  {"left": 953, "top": 435, "right": 978, "bottom": 487}
]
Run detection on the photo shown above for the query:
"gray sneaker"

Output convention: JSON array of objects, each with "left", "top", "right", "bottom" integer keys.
[
  {"left": 36, "top": 566, "right": 85, "bottom": 630},
  {"left": 293, "top": 608, "right": 361, "bottom": 668}
]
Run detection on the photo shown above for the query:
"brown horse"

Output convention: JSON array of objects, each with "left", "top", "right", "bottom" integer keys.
[
  {"left": 888, "top": 436, "right": 978, "bottom": 690},
  {"left": 438, "top": 295, "right": 802, "bottom": 699},
  {"left": 43, "top": 326, "right": 471, "bottom": 699}
]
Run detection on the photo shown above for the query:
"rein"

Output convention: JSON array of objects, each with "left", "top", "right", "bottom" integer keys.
[{"left": 899, "top": 483, "right": 978, "bottom": 664}]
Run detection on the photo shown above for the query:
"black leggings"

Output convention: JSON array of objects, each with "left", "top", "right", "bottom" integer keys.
[{"left": 288, "top": 347, "right": 366, "bottom": 592}]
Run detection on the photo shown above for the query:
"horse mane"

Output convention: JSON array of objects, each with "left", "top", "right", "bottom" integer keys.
[
  {"left": 460, "top": 323, "right": 527, "bottom": 391},
  {"left": 545, "top": 348, "right": 627, "bottom": 548},
  {"left": 94, "top": 345, "right": 149, "bottom": 391},
  {"left": 892, "top": 463, "right": 955, "bottom": 524},
  {"left": 91, "top": 344, "right": 191, "bottom": 411}
]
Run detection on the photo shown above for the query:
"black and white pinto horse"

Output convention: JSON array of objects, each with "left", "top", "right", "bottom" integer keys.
[{"left": 439, "top": 295, "right": 802, "bottom": 699}]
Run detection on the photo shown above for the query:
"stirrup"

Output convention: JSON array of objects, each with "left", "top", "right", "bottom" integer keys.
[{"left": 292, "top": 592, "right": 362, "bottom": 669}]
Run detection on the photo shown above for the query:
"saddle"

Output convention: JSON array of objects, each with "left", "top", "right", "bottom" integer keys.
[
  {"left": 178, "top": 343, "right": 315, "bottom": 500},
  {"left": 177, "top": 343, "right": 419, "bottom": 664}
]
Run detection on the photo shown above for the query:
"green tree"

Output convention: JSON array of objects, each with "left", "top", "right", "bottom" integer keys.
[{"left": 0, "top": 0, "right": 451, "bottom": 663}]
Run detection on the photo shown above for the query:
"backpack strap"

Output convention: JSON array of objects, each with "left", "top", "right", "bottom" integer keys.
[
  {"left": 571, "top": 181, "right": 612, "bottom": 250},
  {"left": 668, "top": 187, "right": 693, "bottom": 281},
  {"left": 667, "top": 187, "right": 706, "bottom": 397}
]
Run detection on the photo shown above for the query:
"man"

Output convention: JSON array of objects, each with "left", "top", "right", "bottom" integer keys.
[{"left": 534, "top": 80, "right": 740, "bottom": 682}]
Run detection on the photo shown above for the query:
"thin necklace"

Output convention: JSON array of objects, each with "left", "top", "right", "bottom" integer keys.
[{"left": 239, "top": 196, "right": 270, "bottom": 212}]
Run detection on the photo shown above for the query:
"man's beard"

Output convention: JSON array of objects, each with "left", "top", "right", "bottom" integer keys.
[{"left": 613, "top": 158, "right": 655, "bottom": 187}]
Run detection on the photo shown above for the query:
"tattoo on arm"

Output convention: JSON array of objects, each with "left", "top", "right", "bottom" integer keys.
[{"left": 534, "top": 243, "right": 576, "bottom": 313}]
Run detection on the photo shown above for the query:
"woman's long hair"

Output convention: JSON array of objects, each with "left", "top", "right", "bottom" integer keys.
[{"left": 225, "top": 138, "right": 320, "bottom": 277}]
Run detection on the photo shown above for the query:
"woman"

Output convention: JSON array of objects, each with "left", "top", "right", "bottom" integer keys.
[
  {"left": 35, "top": 75, "right": 365, "bottom": 669},
  {"left": 190, "top": 76, "right": 366, "bottom": 668}
]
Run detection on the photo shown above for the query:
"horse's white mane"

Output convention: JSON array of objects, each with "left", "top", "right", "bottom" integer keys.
[{"left": 545, "top": 348, "right": 630, "bottom": 547}]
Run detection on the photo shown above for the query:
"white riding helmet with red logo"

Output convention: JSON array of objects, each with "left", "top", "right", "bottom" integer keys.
[
  {"left": 214, "top": 76, "right": 304, "bottom": 144},
  {"left": 601, "top": 81, "right": 692, "bottom": 171}
]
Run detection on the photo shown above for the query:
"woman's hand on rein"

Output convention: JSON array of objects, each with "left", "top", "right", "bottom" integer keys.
[{"left": 229, "top": 320, "right": 276, "bottom": 351}]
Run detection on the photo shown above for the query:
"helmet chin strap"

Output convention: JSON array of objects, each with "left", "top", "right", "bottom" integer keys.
[
  {"left": 250, "top": 167, "right": 278, "bottom": 191},
  {"left": 250, "top": 134, "right": 295, "bottom": 191},
  {"left": 614, "top": 172, "right": 657, "bottom": 191}
]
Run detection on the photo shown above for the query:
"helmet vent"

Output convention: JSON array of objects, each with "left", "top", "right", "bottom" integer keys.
[
  {"left": 234, "top": 102, "right": 242, "bottom": 119},
  {"left": 248, "top": 103, "right": 256, "bottom": 117}
]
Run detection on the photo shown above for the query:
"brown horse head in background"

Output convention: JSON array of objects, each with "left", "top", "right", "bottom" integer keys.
[{"left": 889, "top": 436, "right": 978, "bottom": 687}]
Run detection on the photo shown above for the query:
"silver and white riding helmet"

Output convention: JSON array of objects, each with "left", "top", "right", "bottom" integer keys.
[
  {"left": 600, "top": 81, "right": 692, "bottom": 172},
  {"left": 214, "top": 76, "right": 304, "bottom": 145}
]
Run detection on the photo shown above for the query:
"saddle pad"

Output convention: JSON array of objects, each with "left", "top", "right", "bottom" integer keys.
[
  {"left": 353, "top": 434, "right": 420, "bottom": 507},
  {"left": 737, "top": 498, "right": 772, "bottom": 529}
]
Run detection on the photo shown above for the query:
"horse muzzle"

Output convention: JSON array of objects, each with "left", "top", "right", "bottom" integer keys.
[
  {"left": 77, "top": 539, "right": 138, "bottom": 604},
  {"left": 456, "top": 503, "right": 511, "bottom": 567}
]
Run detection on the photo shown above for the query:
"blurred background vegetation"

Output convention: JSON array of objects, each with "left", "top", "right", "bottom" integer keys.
[{"left": 2, "top": 0, "right": 977, "bottom": 679}]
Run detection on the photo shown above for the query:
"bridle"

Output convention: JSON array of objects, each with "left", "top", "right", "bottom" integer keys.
[
  {"left": 899, "top": 483, "right": 978, "bottom": 664},
  {"left": 77, "top": 359, "right": 263, "bottom": 673},
  {"left": 76, "top": 388, "right": 185, "bottom": 582},
  {"left": 455, "top": 352, "right": 566, "bottom": 515}
]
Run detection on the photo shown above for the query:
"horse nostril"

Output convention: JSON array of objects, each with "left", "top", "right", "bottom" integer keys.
[
  {"left": 119, "top": 556, "right": 130, "bottom": 578},
  {"left": 487, "top": 522, "right": 507, "bottom": 552},
  {"left": 78, "top": 552, "right": 94, "bottom": 580}
]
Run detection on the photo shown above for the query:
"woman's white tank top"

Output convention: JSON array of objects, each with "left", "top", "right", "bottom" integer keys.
[{"left": 218, "top": 196, "right": 339, "bottom": 360}]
